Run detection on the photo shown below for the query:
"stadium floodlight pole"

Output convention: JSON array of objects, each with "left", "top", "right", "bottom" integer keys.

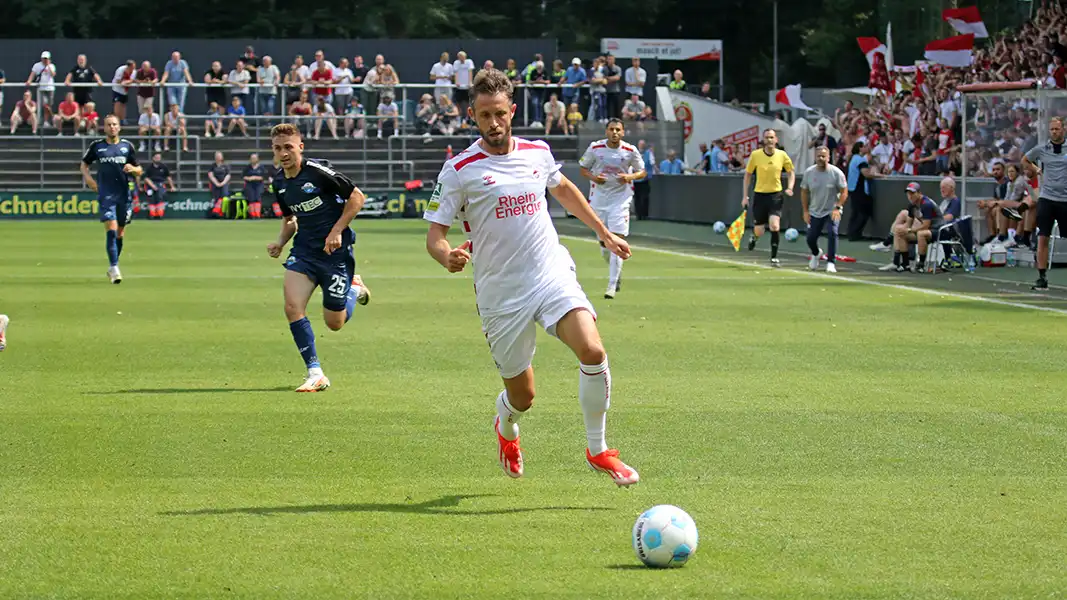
[{"left": 772, "top": 0, "right": 779, "bottom": 91}]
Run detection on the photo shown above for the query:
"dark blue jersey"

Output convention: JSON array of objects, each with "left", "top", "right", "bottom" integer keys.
[
  {"left": 82, "top": 138, "right": 138, "bottom": 200},
  {"left": 273, "top": 158, "right": 357, "bottom": 258},
  {"left": 243, "top": 163, "right": 268, "bottom": 191}
]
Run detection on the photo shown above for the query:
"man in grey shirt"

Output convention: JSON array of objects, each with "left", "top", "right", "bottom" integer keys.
[
  {"left": 602, "top": 55, "right": 623, "bottom": 119},
  {"left": 160, "top": 51, "right": 192, "bottom": 112},
  {"left": 800, "top": 145, "right": 849, "bottom": 273},
  {"left": 1016, "top": 116, "right": 1067, "bottom": 290}
]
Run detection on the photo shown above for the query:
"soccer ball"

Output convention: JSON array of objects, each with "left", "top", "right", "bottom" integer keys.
[
  {"left": 713, "top": 221, "right": 726, "bottom": 234},
  {"left": 784, "top": 228, "right": 799, "bottom": 242},
  {"left": 632, "top": 505, "right": 698, "bottom": 568}
]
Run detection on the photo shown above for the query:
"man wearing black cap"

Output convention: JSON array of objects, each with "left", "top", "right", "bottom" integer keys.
[{"left": 890, "top": 182, "right": 941, "bottom": 272}]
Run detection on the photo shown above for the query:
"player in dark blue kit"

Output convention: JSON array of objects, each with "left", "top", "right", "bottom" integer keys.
[
  {"left": 80, "top": 114, "right": 143, "bottom": 284},
  {"left": 266, "top": 123, "right": 372, "bottom": 392}
]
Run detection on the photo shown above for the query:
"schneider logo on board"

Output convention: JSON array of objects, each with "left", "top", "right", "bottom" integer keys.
[{"left": 0, "top": 194, "right": 99, "bottom": 216}]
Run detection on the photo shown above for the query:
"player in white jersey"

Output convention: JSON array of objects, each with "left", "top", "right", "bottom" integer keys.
[
  {"left": 578, "top": 119, "right": 646, "bottom": 299},
  {"left": 424, "top": 69, "right": 640, "bottom": 487}
]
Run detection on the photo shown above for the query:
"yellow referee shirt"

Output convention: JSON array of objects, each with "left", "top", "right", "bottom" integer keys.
[{"left": 746, "top": 149, "right": 794, "bottom": 193}]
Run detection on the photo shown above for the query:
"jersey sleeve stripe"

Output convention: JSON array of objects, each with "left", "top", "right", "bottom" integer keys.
[
  {"left": 515, "top": 141, "right": 545, "bottom": 151},
  {"left": 590, "top": 144, "right": 607, "bottom": 150},
  {"left": 454, "top": 152, "right": 488, "bottom": 171},
  {"left": 462, "top": 220, "right": 471, "bottom": 232}
]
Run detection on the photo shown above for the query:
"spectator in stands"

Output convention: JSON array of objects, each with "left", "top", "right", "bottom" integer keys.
[
  {"left": 624, "top": 57, "right": 646, "bottom": 100},
  {"left": 226, "top": 95, "right": 249, "bottom": 137},
  {"left": 363, "top": 55, "right": 384, "bottom": 116},
  {"left": 288, "top": 90, "right": 312, "bottom": 136},
  {"left": 351, "top": 55, "right": 368, "bottom": 93},
  {"left": 543, "top": 92, "right": 568, "bottom": 135},
  {"left": 870, "top": 135, "right": 894, "bottom": 173},
  {"left": 563, "top": 58, "right": 587, "bottom": 110},
  {"left": 333, "top": 57, "right": 355, "bottom": 114},
  {"left": 81, "top": 101, "right": 99, "bottom": 136},
  {"left": 134, "top": 61, "right": 158, "bottom": 114},
  {"left": 160, "top": 51, "right": 192, "bottom": 112},
  {"left": 660, "top": 150, "right": 685, "bottom": 174},
  {"left": 526, "top": 60, "right": 549, "bottom": 128},
  {"left": 162, "top": 103, "right": 187, "bottom": 152},
  {"left": 377, "top": 93, "right": 400, "bottom": 138},
  {"left": 699, "top": 82, "right": 713, "bottom": 99},
  {"left": 229, "top": 59, "right": 251, "bottom": 109},
  {"left": 65, "top": 55, "right": 103, "bottom": 110},
  {"left": 504, "top": 58, "right": 522, "bottom": 85},
  {"left": 639, "top": 105, "right": 655, "bottom": 121},
  {"left": 243, "top": 153, "right": 268, "bottom": 219},
  {"left": 809, "top": 123, "right": 837, "bottom": 162},
  {"left": 436, "top": 95, "right": 459, "bottom": 136},
  {"left": 309, "top": 60, "right": 333, "bottom": 106},
  {"left": 934, "top": 118, "right": 956, "bottom": 174},
  {"left": 27, "top": 51, "right": 57, "bottom": 127},
  {"left": 207, "top": 152, "right": 231, "bottom": 217},
  {"left": 669, "top": 70, "right": 686, "bottom": 91},
  {"left": 204, "top": 61, "right": 229, "bottom": 113},
  {"left": 54, "top": 92, "right": 81, "bottom": 136},
  {"left": 259, "top": 56, "right": 281, "bottom": 119},
  {"left": 622, "top": 94, "right": 645, "bottom": 121},
  {"left": 205, "top": 101, "right": 223, "bottom": 138},
  {"left": 453, "top": 51, "right": 475, "bottom": 117},
  {"left": 589, "top": 57, "right": 607, "bottom": 123},
  {"left": 311, "top": 94, "right": 338, "bottom": 140},
  {"left": 312, "top": 50, "right": 336, "bottom": 73},
  {"left": 138, "top": 104, "right": 162, "bottom": 152},
  {"left": 344, "top": 96, "right": 366, "bottom": 138},
  {"left": 551, "top": 59, "right": 566, "bottom": 96},
  {"left": 482, "top": 59, "right": 495, "bottom": 73},
  {"left": 416, "top": 94, "right": 438, "bottom": 139},
  {"left": 9, "top": 91, "right": 39, "bottom": 134},
  {"left": 602, "top": 54, "right": 623, "bottom": 118},
  {"left": 238, "top": 46, "right": 260, "bottom": 115},
  {"left": 430, "top": 52, "right": 454, "bottom": 105},
  {"left": 709, "top": 140, "right": 730, "bottom": 173},
  {"left": 284, "top": 57, "right": 307, "bottom": 104},
  {"left": 567, "top": 102, "right": 583, "bottom": 133},
  {"left": 377, "top": 64, "right": 400, "bottom": 106}
]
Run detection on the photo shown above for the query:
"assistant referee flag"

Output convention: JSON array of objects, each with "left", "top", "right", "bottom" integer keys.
[{"left": 726, "top": 210, "right": 746, "bottom": 251}]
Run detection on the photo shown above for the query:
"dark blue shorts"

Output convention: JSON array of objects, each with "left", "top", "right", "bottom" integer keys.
[
  {"left": 245, "top": 185, "right": 263, "bottom": 203},
  {"left": 283, "top": 249, "right": 355, "bottom": 312},
  {"left": 145, "top": 186, "right": 166, "bottom": 204},
  {"left": 211, "top": 185, "right": 229, "bottom": 200},
  {"left": 98, "top": 195, "right": 133, "bottom": 226},
  {"left": 112, "top": 91, "right": 128, "bottom": 104}
]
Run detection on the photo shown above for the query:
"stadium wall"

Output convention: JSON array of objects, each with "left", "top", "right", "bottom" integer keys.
[{"left": 0, "top": 38, "right": 557, "bottom": 116}]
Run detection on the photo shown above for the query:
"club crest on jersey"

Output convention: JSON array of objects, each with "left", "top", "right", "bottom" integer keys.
[
  {"left": 482, "top": 175, "right": 496, "bottom": 186},
  {"left": 301, "top": 182, "right": 318, "bottom": 194},
  {"left": 120, "top": 147, "right": 128, "bottom": 154}
]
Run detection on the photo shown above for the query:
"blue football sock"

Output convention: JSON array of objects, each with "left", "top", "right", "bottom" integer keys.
[
  {"left": 116, "top": 236, "right": 124, "bottom": 258},
  {"left": 106, "top": 230, "right": 119, "bottom": 267},
  {"left": 344, "top": 285, "right": 358, "bottom": 323},
  {"left": 289, "top": 317, "right": 320, "bottom": 370}
]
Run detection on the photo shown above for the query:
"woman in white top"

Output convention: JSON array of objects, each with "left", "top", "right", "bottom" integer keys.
[{"left": 333, "top": 57, "right": 355, "bottom": 114}]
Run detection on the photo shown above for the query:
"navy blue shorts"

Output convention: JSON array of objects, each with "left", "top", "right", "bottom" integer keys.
[
  {"left": 98, "top": 195, "right": 133, "bottom": 226},
  {"left": 245, "top": 185, "right": 263, "bottom": 203},
  {"left": 284, "top": 249, "right": 355, "bottom": 312},
  {"left": 112, "top": 91, "right": 128, "bottom": 105},
  {"left": 211, "top": 185, "right": 229, "bottom": 200},
  {"left": 145, "top": 186, "right": 166, "bottom": 204}
]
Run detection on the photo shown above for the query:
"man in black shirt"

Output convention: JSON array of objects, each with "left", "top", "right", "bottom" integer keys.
[
  {"left": 143, "top": 152, "right": 174, "bottom": 219},
  {"left": 266, "top": 123, "right": 371, "bottom": 392},
  {"left": 243, "top": 152, "right": 268, "bottom": 218},
  {"left": 65, "top": 54, "right": 103, "bottom": 107}
]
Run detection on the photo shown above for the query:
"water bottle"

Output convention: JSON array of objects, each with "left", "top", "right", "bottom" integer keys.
[
  {"left": 965, "top": 254, "right": 975, "bottom": 273},
  {"left": 1007, "top": 248, "right": 1016, "bottom": 268}
]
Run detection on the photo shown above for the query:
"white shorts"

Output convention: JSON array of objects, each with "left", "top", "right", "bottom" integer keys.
[
  {"left": 594, "top": 205, "right": 631, "bottom": 236},
  {"left": 480, "top": 262, "right": 596, "bottom": 379}
]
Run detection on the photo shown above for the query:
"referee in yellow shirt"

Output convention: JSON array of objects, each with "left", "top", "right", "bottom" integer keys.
[{"left": 742, "top": 128, "right": 795, "bottom": 266}]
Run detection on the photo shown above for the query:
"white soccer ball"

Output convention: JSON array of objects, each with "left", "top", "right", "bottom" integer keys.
[
  {"left": 713, "top": 221, "right": 726, "bottom": 234},
  {"left": 632, "top": 505, "right": 698, "bottom": 568},
  {"left": 784, "top": 228, "right": 799, "bottom": 242}
]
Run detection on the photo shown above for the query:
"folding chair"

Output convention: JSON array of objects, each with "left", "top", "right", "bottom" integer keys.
[{"left": 924, "top": 215, "right": 974, "bottom": 273}]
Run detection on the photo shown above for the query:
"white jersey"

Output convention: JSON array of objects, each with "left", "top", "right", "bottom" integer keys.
[
  {"left": 424, "top": 137, "right": 570, "bottom": 317},
  {"left": 578, "top": 139, "right": 645, "bottom": 211}
]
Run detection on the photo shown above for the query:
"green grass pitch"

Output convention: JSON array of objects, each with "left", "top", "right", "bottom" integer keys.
[{"left": 2, "top": 219, "right": 1066, "bottom": 599}]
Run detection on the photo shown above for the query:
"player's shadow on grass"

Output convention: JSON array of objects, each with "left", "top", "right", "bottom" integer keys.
[
  {"left": 161, "top": 494, "right": 614, "bottom": 517},
  {"left": 86, "top": 386, "right": 292, "bottom": 395},
  {"left": 605, "top": 565, "right": 649, "bottom": 571}
]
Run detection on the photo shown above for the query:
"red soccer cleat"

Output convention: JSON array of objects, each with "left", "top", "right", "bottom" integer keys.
[
  {"left": 494, "top": 416, "right": 524, "bottom": 478},
  {"left": 586, "top": 448, "right": 640, "bottom": 487}
]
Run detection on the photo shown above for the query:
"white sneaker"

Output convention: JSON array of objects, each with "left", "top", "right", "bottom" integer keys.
[
  {"left": 154, "top": 142, "right": 162, "bottom": 152},
  {"left": 826, "top": 262, "right": 838, "bottom": 274},
  {"left": 604, "top": 286, "right": 616, "bottom": 299},
  {"left": 352, "top": 274, "right": 371, "bottom": 306},
  {"left": 869, "top": 241, "right": 892, "bottom": 252},
  {"left": 0, "top": 314, "right": 9, "bottom": 351},
  {"left": 107, "top": 266, "right": 123, "bottom": 284},
  {"left": 808, "top": 251, "right": 820, "bottom": 270},
  {"left": 770, "top": 258, "right": 781, "bottom": 267},
  {"left": 296, "top": 372, "right": 330, "bottom": 392},
  {"left": 138, "top": 142, "right": 146, "bottom": 152},
  {"left": 878, "top": 263, "right": 897, "bottom": 271}
]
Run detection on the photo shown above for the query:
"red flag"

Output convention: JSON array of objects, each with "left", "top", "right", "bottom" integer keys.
[
  {"left": 869, "top": 52, "right": 892, "bottom": 92},
  {"left": 774, "top": 84, "right": 812, "bottom": 110},
  {"left": 856, "top": 37, "right": 887, "bottom": 69},
  {"left": 943, "top": 7, "right": 989, "bottom": 38},
  {"left": 913, "top": 68, "right": 926, "bottom": 99},
  {"left": 925, "top": 34, "right": 975, "bottom": 68}
]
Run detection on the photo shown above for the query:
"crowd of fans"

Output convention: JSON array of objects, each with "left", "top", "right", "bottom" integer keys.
[
  {"left": 817, "top": 2, "right": 1067, "bottom": 181},
  {"left": 0, "top": 45, "right": 722, "bottom": 144}
]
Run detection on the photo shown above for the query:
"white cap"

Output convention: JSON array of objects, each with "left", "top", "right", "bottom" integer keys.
[
  {"left": 572, "top": 57, "right": 581, "bottom": 65},
  {"left": 41, "top": 51, "right": 51, "bottom": 59}
]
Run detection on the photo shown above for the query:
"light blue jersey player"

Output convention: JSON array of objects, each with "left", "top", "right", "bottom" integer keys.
[{"left": 80, "top": 114, "right": 143, "bottom": 284}]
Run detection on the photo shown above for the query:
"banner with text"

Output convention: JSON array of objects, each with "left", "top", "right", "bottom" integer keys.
[
  {"left": 669, "top": 90, "right": 775, "bottom": 165},
  {"left": 600, "top": 38, "right": 722, "bottom": 61}
]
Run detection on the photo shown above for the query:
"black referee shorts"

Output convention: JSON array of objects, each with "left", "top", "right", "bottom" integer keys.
[
  {"left": 751, "top": 191, "right": 784, "bottom": 226},
  {"left": 1036, "top": 198, "right": 1067, "bottom": 237}
]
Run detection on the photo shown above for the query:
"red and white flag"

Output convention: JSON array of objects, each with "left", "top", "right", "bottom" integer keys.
[
  {"left": 775, "top": 84, "right": 812, "bottom": 110},
  {"left": 857, "top": 37, "right": 887, "bottom": 69},
  {"left": 924, "top": 34, "right": 975, "bottom": 68},
  {"left": 943, "top": 6, "right": 989, "bottom": 38}
]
